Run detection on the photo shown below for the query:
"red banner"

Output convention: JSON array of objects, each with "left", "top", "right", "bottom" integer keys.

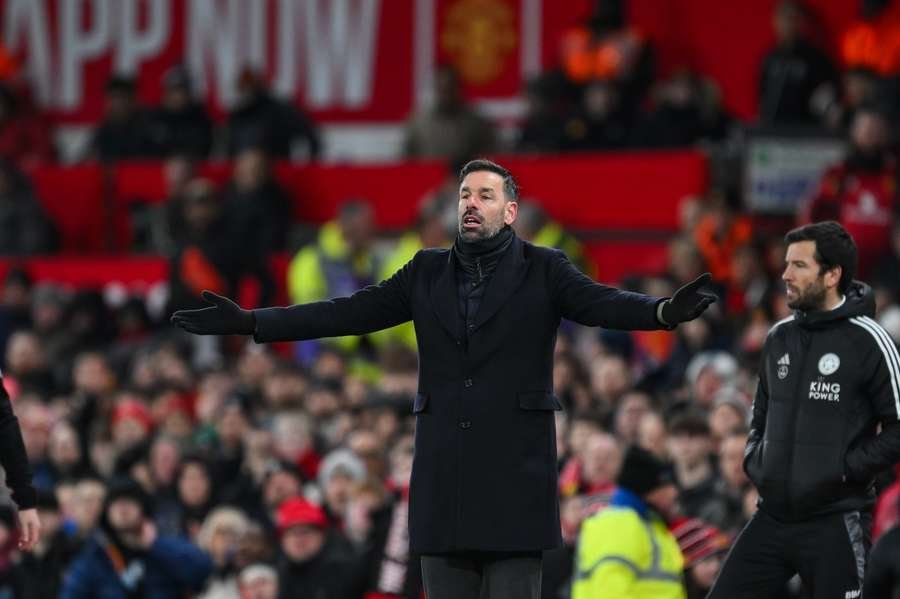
[{"left": 0, "top": 0, "right": 585, "bottom": 124}]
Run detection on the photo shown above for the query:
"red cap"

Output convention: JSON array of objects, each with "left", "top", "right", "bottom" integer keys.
[
  {"left": 112, "top": 399, "right": 154, "bottom": 433},
  {"left": 276, "top": 497, "right": 328, "bottom": 534}
]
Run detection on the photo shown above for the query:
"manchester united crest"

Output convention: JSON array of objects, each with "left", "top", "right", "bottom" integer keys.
[{"left": 441, "top": 0, "right": 517, "bottom": 85}]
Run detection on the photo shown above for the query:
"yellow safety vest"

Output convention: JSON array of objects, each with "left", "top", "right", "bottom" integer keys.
[{"left": 573, "top": 506, "right": 686, "bottom": 599}]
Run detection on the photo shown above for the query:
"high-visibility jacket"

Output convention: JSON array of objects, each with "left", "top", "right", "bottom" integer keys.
[
  {"left": 573, "top": 491, "right": 685, "bottom": 599},
  {"left": 368, "top": 232, "right": 422, "bottom": 352}
]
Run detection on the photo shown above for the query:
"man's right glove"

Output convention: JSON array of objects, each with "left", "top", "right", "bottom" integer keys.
[
  {"left": 659, "top": 272, "right": 717, "bottom": 327},
  {"left": 170, "top": 291, "right": 256, "bottom": 336}
]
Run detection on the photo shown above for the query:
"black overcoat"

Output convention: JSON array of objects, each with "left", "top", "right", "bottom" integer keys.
[{"left": 253, "top": 236, "right": 665, "bottom": 553}]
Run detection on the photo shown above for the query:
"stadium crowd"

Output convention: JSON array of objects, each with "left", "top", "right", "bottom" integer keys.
[{"left": 0, "top": 0, "right": 893, "bottom": 597}]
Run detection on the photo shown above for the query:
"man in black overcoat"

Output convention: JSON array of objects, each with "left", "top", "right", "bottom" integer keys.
[{"left": 172, "top": 159, "right": 716, "bottom": 599}]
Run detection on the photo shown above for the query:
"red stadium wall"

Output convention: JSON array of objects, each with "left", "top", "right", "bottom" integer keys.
[{"left": 17, "top": 151, "right": 708, "bottom": 290}]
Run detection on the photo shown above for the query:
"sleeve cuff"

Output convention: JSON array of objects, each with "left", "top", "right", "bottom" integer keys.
[
  {"left": 12, "top": 486, "right": 36, "bottom": 510},
  {"left": 656, "top": 299, "right": 675, "bottom": 329}
]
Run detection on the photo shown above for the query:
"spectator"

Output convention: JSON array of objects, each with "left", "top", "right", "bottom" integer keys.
[
  {"left": 274, "top": 497, "right": 364, "bottom": 599},
  {"left": 667, "top": 412, "right": 720, "bottom": 522},
  {"left": 165, "top": 179, "right": 264, "bottom": 315},
  {"left": 89, "top": 76, "right": 157, "bottom": 161},
  {"left": 692, "top": 191, "right": 753, "bottom": 285},
  {"left": 0, "top": 82, "right": 54, "bottom": 167},
  {"left": 819, "top": 66, "right": 881, "bottom": 132},
  {"left": 287, "top": 200, "right": 379, "bottom": 361},
  {"left": 0, "top": 160, "right": 56, "bottom": 255},
  {"left": 613, "top": 391, "right": 651, "bottom": 444},
  {"left": 632, "top": 69, "right": 732, "bottom": 148},
  {"left": 174, "top": 455, "right": 216, "bottom": 541},
  {"left": 404, "top": 65, "right": 495, "bottom": 160},
  {"left": 803, "top": 105, "right": 897, "bottom": 276},
  {"left": 560, "top": 81, "right": 631, "bottom": 151},
  {"left": 758, "top": 0, "right": 836, "bottom": 125},
  {"left": 196, "top": 507, "right": 252, "bottom": 599},
  {"left": 224, "top": 67, "right": 320, "bottom": 159},
  {"left": 558, "top": 0, "right": 654, "bottom": 113},
  {"left": 148, "top": 66, "right": 213, "bottom": 159},
  {"left": 572, "top": 445, "right": 684, "bottom": 599},
  {"left": 237, "top": 563, "right": 278, "bottom": 599},
  {"left": 516, "top": 74, "right": 568, "bottom": 153},
  {"left": 708, "top": 428, "right": 751, "bottom": 534},
  {"left": 872, "top": 218, "right": 900, "bottom": 302},
  {"left": 514, "top": 201, "right": 595, "bottom": 276},
  {"left": 61, "top": 477, "right": 213, "bottom": 598},
  {"left": 222, "top": 147, "right": 292, "bottom": 254}
]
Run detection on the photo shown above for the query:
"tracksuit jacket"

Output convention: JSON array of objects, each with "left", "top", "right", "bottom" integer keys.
[{"left": 744, "top": 281, "right": 900, "bottom": 521}]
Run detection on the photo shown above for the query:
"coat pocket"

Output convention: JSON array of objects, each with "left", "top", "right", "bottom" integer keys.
[
  {"left": 413, "top": 392, "right": 429, "bottom": 414},
  {"left": 518, "top": 391, "right": 563, "bottom": 411}
]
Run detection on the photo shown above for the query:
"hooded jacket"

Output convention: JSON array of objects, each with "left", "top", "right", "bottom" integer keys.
[{"left": 744, "top": 282, "right": 900, "bottom": 521}]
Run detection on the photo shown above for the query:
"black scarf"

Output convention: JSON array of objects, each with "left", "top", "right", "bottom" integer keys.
[{"left": 452, "top": 225, "right": 514, "bottom": 286}]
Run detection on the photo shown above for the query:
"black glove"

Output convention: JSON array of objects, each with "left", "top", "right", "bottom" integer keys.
[
  {"left": 660, "top": 273, "right": 717, "bottom": 326},
  {"left": 170, "top": 291, "right": 256, "bottom": 336}
]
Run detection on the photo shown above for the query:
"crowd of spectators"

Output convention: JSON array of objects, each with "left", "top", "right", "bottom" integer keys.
[{"left": 0, "top": 0, "right": 893, "bottom": 597}]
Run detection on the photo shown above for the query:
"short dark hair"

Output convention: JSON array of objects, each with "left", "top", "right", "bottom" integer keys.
[
  {"left": 668, "top": 411, "right": 711, "bottom": 438},
  {"left": 784, "top": 221, "right": 858, "bottom": 293},
  {"left": 458, "top": 159, "right": 519, "bottom": 202}
]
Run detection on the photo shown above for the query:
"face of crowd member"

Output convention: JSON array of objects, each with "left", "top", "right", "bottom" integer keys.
[
  {"left": 644, "top": 483, "right": 678, "bottom": 519},
  {"left": 150, "top": 437, "right": 181, "bottom": 489},
  {"left": 774, "top": 1, "right": 804, "bottom": 45},
  {"left": 668, "top": 430, "right": 711, "bottom": 470},
  {"left": 6, "top": 331, "right": 45, "bottom": 376},
  {"left": 178, "top": 462, "right": 212, "bottom": 508},
  {"left": 458, "top": 170, "right": 517, "bottom": 242},
  {"left": 638, "top": 412, "right": 668, "bottom": 460},
  {"left": 164, "top": 155, "right": 195, "bottom": 199},
  {"left": 782, "top": 240, "right": 839, "bottom": 311},
  {"left": 589, "top": 355, "right": 631, "bottom": 405},
  {"left": 614, "top": 392, "right": 651, "bottom": 443},
  {"left": 48, "top": 422, "right": 81, "bottom": 470},
  {"left": 709, "top": 402, "right": 745, "bottom": 443},
  {"left": 107, "top": 498, "right": 144, "bottom": 546},
  {"left": 719, "top": 433, "right": 750, "bottom": 489},
  {"left": 850, "top": 110, "right": 889, "bottom": 157},
  {"left": 163, "top": 84, "right": 190, "bottom": 112},
  {"left": 72, "top": 479, "right": 106, "bottom": 533},
  {"left": 339, "top": 205, "right": 375, "bottom": 256},
  {"left": 281, "top": 524, "right": 325, "bottom": 563},
  {"left": 182, "top": 180, "right": 220, "bottom": 234},
  {"left": 263, "top": 471, "right": 301, "bottom": 512},
  {"left": 240, "top": 571, "right": 278, "bottom": 599},
  {"left": 324, "top": 471, "right": 357, "bottom": 518},
  {"left": 73, "top": 352, "right": 116, "bottom": 396},
  {"left": 581, "top": 433, "right": 622, "bottom": 486},
  {"left": 105, "top": 87, "right": 136, "bottom": 123},
  {"left": 234, "top": 149, "right": 268, "bottom": 192}
]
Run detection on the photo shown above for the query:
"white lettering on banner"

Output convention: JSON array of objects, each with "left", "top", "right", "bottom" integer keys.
[
  {"left": 114, "top": 0, "right": 170, "bottom": 75},
  {"left": 60, "top": 0, "right": 113, "bottom": 109},
  {"left": 304, "top": 0, "right": 380, "bottom": 108},
  {"left": 2, "top": 0, "right": 53, "bottom": 103},
  {"left": 187, "top": 0, "right": 242, "bottom": 107},
  {"left": 272, "top": 0, "right": 299, "bottom": 97},
  {"left": 809, "top": 381, "right": 841, "bottom": 402}
]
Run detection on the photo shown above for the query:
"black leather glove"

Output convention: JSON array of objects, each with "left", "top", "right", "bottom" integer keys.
[
  {"left": 170, "top": 291, "right": 256, "bottom": 335},
  {"left": 660, "top": 272, "right": 717, "bottom": 326}
]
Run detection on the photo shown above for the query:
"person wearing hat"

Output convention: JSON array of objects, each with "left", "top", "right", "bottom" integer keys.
[
  {"left": 60, "top": 477, "right": 213, "bottom": 599},
  {"left": 238, "top": 562, "right": 278, "bottom": 599},
  {"left": 275, "top": 496, "right": 363, "bottom": 599},
  {"left": 573, "top": 445, "right": 686, "bottom": 599}
]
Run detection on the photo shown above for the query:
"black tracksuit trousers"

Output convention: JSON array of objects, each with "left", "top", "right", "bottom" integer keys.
[{"left": 708, "top": 508, "right": 870, "bottom": 599}]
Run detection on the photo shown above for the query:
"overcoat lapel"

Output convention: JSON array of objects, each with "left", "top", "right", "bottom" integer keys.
[
  {"left": 429, "top": 251, "right": 460, "bottom": 340},
  {"left": 472, "top": 235, "right": 530, "bottom": 331}
]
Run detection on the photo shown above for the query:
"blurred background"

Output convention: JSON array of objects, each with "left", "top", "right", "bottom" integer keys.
[{"left": 0, "top": 0, "right": 896, "bottom": 597}]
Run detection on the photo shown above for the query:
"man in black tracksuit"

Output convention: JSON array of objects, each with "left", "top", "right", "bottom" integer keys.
[{"left": 709, "top": 221, "right": 900, "bottom": 599}]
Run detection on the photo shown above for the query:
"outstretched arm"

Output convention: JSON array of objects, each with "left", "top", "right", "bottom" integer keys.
[{"left": 173, "top": 254, "right": 416, "bottom": 342}]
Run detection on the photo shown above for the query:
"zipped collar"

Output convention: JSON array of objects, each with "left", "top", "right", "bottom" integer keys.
[{"left": 794, "top": 280, "right": 875, "bottom": 329}]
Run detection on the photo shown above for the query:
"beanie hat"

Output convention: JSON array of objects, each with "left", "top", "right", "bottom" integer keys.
[
  {"left": 616, "top": 445, "right": 674, "bottom": 497},
  {"left": 671, "top": 517, "right": 730, "bottom": 568},
  {"left": 104, "top": 476, "right": 153, "bottom": 517},
  {"left": 317, "top": 448, "right": 366, "bottom": 488},
  {"left": 276, "top": 497, "right": 328, "bottom": 535}
]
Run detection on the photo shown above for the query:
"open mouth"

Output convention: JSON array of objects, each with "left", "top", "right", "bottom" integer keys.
[{"left": 463, "top": 214, "right": 482, "bottom": 229}]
